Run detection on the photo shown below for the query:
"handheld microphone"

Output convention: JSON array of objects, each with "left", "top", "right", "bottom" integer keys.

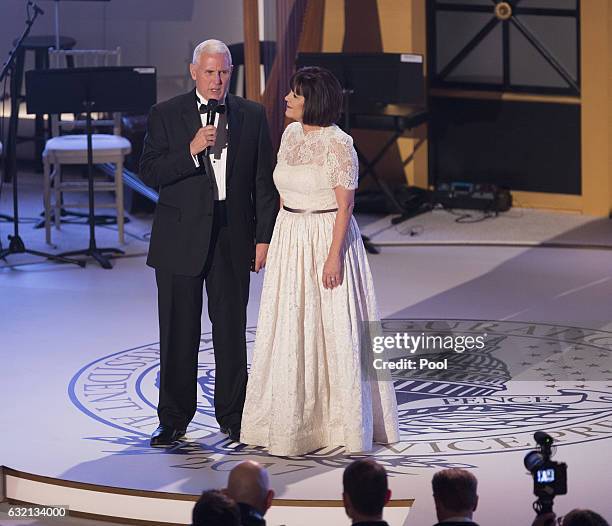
[{"left": 204, "top": 98, "right": 218, "bottom": 157}]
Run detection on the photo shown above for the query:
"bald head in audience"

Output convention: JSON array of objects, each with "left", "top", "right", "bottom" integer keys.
[{"left": 226, "top": 461, "right": 275, "bottom": 516}]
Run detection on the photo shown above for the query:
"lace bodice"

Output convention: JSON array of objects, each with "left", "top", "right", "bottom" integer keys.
[{"left": 274, "top": 122, "right": 359, "bottom": 210}]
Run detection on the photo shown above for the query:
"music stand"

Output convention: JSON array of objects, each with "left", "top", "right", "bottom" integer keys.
[
  {"left": 296, "top": 53, "right": 427, "bottom": 226},
  {"left": 297, "top": 52, "right": 425, "bottom": 108},
  {"left": 0, "top": 0, "right": 84, "bottom": 267},
  {"left": 25, "top": 66, "right": 156, "bottom": 268}
]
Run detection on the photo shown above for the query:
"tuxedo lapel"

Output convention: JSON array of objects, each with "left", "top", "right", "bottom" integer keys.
[
  {"left": 226, "top": 94, "right": 244, "bottom": 182},
  {"left": 181, "top": 89, "right": 201, "bottom": 143},
  {"left": 180, "top": 89, "right": 212, "bottom": 176}
]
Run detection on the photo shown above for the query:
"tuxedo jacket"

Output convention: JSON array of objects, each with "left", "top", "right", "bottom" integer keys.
[{"left": 139, "top": 90, "right": 279, "bottom": 276}]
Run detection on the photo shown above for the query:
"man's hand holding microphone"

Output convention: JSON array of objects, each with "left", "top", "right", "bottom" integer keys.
[
  {"left": 190, "top": 98, "right": 219, "bottom": 157},
  {"left": 190, "top": 125, "right": 217, "bottom": 156}
]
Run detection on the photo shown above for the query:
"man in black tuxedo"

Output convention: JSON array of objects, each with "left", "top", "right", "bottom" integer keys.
[
  {"left": 342, "top": 459, "right": 392, "bottom": 526},
  {"left": 140, "top": 39, "right": 278, "bottom": 446},
  {"left": 431, "top": 469, "right": 480, "bottom": 526}
]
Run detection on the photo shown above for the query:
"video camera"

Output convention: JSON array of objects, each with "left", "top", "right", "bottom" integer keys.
[{"left": 524, "top": 431, "right": 567, "bottom": 514}]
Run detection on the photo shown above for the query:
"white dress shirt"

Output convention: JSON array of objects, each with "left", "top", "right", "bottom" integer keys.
[{"left": 192, "top": 89, "right": 229, "bottom": 201}]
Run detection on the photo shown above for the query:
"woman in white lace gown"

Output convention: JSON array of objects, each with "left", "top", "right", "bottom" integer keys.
[{"left": 240, "top": 67, "right": 399, "bottom": 456}]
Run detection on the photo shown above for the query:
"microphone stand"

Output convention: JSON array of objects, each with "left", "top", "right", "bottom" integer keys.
[
  {"left": 57, "top": 98, "right": 124, "bottom": 269},
  {"left": 0, "top": 1, "right": 84, "bottom": 267}
]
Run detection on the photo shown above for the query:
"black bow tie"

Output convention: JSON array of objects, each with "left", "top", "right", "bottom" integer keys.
[{"left": 199, "top": 103, "right": 226, "bottom": 114}]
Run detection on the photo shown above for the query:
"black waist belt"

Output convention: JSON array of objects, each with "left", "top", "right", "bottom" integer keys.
[{"left": 283, "top": 205, "right": 338, "bottom": 214}]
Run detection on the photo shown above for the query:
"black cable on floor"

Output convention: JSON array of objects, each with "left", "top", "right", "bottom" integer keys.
[{"left": 443, "top": 207, "right": 499, "bottom": 223}]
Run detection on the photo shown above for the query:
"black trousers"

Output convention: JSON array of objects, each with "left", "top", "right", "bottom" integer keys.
[{"left": 155, "top": 201, "right": 249, "bottom": 430}]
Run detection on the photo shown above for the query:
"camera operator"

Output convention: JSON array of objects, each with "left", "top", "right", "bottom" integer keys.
[{"left": 524, "top": 432, "right": 567, "bottom": 518}]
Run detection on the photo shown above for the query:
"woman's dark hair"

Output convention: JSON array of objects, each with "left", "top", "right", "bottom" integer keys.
[{"left": 290, "top": 66, "right": 343, "bottom": 126}]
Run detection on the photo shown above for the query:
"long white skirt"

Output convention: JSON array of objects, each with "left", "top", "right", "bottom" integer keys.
[{"left": 240, "top": 209, "right": 400, "bottom": 456}]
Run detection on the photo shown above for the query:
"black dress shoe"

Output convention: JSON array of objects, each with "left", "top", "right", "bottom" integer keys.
[
  {"left": 228, "top": 425, "right": 241, "bottom": 442},
  {"left": 150, "top": 425, "right": 186, "bottom": 447},
  {"left": 220, "top": 424, "right": 241, "bottom": 442}
]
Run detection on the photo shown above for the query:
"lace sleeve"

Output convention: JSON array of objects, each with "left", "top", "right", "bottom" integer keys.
[{"left": 326, "top": 132, "right": 359, "bottom": 190}]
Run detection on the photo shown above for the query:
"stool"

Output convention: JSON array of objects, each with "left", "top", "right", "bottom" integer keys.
[{"left": 4, "top": 35, "right": 76, "bottom": 182}]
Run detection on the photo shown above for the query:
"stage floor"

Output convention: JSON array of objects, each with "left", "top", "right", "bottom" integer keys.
[{"left": 2, "top": 239, "right": 612, "bottom": 525}]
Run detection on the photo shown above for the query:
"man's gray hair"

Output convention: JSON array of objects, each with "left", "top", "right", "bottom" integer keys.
[{"left": 192, "top": 39, "right": 232, "bottom": 65}]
